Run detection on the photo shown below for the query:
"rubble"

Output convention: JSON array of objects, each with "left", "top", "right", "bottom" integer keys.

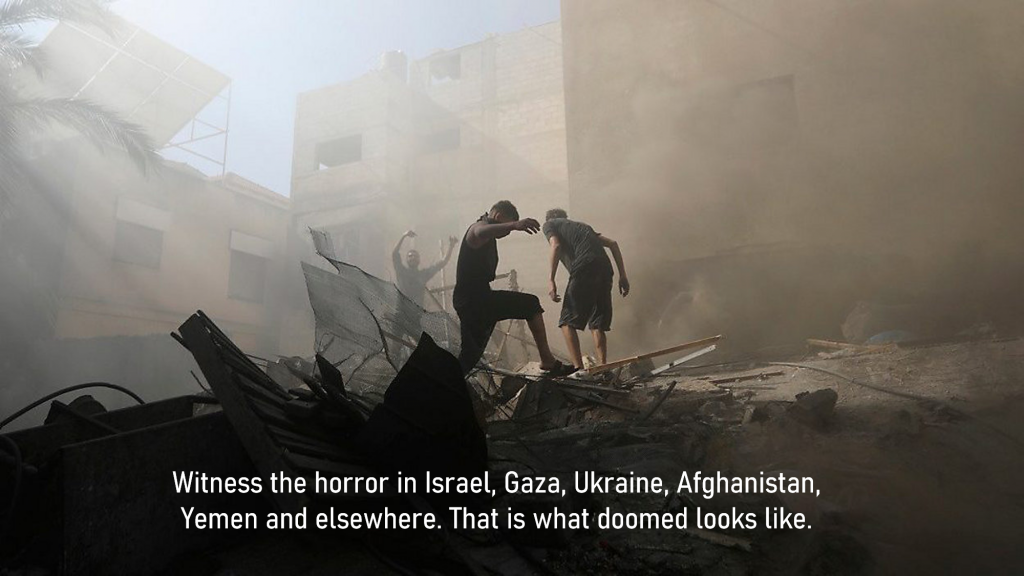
[
  {"left": 355, "top": 332, "right": 488, "bottom": 507},
  {"left": 4, "top": 236, "right": 1023, "bottom": 574},
  {"left": 787, "top": 389, "right": 839, "bottom": 430}
]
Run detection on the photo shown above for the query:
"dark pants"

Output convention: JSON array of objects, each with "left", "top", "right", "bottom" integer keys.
[
  {"left": 455, "top": 289, "right": 544, "bottom": 373},
  {"left": 559, "top": 259, "right": 614, "bottom": 331}
]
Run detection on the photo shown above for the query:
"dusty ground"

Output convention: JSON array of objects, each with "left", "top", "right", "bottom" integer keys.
[
  {"left": 482, "top": 338, "right": 1024, "bottom": 574},
  {"left": 640, "top": 338, "right": 1024, "bottom": 574}
]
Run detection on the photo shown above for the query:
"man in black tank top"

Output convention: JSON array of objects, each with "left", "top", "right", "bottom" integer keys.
[{"left": 453, "top": 200, "right": 573, "bottom": 375}]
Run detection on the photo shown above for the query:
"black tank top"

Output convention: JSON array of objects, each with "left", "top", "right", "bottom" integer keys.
[{"left": 454, "top": 215, "right": 499, "bottom": 303}]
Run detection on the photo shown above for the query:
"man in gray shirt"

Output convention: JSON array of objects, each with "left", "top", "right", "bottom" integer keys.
[{"left": 544, "top": 208, "right": 630, "bottom": 372}]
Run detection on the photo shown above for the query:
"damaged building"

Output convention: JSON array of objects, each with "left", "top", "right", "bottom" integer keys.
[
  {"left": 560, "top": 0, "right": 1024, "bottom": 353},
  {"left": 0, "top": 18, "right": 293, "bottom": 418},
  {"left": 3, "top": 2, "right": 1024, "bottom": 575},
  {"left": 284, "top": 21, "right": 569, "bottom": 355}
]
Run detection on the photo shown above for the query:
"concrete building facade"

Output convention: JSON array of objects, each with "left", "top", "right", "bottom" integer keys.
[
  {"left": 36, "top": 145, "right": 292, "bottom": 356},
  {"left": 559, "top": 0, "right": 1024, "bottom": 350},
  {"left": 289, "top": 21, "right": 569, "bottom": 321},
  {"left": 0, "top": 142, "right": 293, "bottom": 424}
]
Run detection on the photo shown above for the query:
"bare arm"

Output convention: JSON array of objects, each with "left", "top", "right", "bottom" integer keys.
[
  {"left": 599, "top": 235, "right": 630, "bottom": 296},
  {"left": 392, "top": 230, "right": 414, "bottom": 270},
  {"left": 466, "top": 218, "right": 540, "bottom": 248},
  {"left": 441, "top": 235, "right": 457, "bottom": 265},
  {"left": 424, "top": 236, "right": 459, "bottom": 280},
  {"left": 547, "top": 235, "right": 562, "bottom": 302}
]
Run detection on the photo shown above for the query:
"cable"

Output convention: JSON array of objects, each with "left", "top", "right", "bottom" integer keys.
[
  {"left": 769, "top": 361, "right": 1024, "bottom": 450},
  {"left": 190, "top": 371, "right": 211, "bottom": 394},
  {"left": 0, "top": 382, "right": 145, "bottom": 431}
]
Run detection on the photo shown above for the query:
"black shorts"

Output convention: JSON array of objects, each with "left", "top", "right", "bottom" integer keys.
[
  {"left": 560, "top": 259, "right": 613, "bottom": 331},
  {"left": 454, "top": 289, "right": 544, "bottom": 373}
]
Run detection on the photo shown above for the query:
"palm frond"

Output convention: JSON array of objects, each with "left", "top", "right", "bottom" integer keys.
[
  {"left": 0, "top": 80, "right": 20, "bottom": 146},
  {"left": 0, "top": 0, "right": 112, "bottom": 30},
  {"left": 3, "top": 97, "right": 160, "bottom": 172},
  {"left": 0, "top": 30, "right": 45, "bottom": 75}
]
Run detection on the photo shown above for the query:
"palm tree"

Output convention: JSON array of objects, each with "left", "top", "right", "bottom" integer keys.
[
  {"left": 0, "top": 0, "right": 159, "bottom": 217},
  {"left": 0, "top": 0, "right": 159, "bottom": 356}
]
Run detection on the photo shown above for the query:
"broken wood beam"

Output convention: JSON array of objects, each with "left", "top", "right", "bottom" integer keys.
[
  {"left": 650, "top": 344, "right": 718, "bottom": 376},
  {"left": 590, "top": 335, "right": 722, "bottom": 374}
]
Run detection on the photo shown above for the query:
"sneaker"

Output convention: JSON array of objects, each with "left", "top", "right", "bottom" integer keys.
[{"left": 542, "top": 361, "right": 576, "bottom": 377}]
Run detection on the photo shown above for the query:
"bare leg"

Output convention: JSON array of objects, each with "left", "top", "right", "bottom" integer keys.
[
  {"left": 526, "top": 313, "right": 560, "bottom": 369},
  {"left": 562, "top": 325, "right": 584, "bottom": 369},
  {"left": 592, "top": 329, "right": 608, "bottom": 365}
]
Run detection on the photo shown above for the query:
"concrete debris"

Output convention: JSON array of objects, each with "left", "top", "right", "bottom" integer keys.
[
  {"left": 621, "top": 357, "right": 655, "bottom": 380},
  {"left": 787, "top": 389, "right": 839, "bottom": 430},
  {"left": 5, "top": 300, "right": 1020, "bottom": 575}
]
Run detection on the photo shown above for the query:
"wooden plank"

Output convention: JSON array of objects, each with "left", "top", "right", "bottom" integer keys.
[
  {"left": 650, "top": 344, "right": 718, "bottom": 376},
  {"left": 589, "top": 335, "right": 722, "bottom": 374}
]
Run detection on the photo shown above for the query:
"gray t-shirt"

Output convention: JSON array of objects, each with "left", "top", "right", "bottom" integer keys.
[{"left": 542, "top": 218, "right": 610, "bottom": 275}]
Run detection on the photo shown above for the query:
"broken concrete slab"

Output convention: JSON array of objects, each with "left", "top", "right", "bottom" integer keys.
[{"left": 787, "top": 388, "right": 839, "bottom": 430}]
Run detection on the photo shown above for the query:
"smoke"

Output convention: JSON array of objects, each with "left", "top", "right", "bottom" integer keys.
[
  {"left": 568, "top": 0, "right": 1024, "bottom": 352},
  {"left": 4, "top": 0, "right": 1024, "bottom": 416}
]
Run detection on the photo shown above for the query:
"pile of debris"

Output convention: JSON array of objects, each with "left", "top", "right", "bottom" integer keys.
[{"left": 4, "top": 232, "right": 1023, "bottom": 575}]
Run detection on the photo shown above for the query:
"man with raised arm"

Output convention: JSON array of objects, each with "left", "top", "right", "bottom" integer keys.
[
  {"left": 543, "top": 208, "right": 630, "bottom": 373},
  {"left": 392, "top": 230, "right": 457, "bottom": 308},
  {"left": 453, "top": 200, "right": 574, "bottom": 375}
]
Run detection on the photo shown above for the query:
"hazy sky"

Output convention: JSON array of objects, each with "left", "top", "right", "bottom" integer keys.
[{"left": 107, "top": 0, "right": 561, "bottom": 195}]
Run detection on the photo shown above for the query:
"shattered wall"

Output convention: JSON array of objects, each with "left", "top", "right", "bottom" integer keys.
[{"left": 561, "top": 0, "right": 1024, "bottom": 352}]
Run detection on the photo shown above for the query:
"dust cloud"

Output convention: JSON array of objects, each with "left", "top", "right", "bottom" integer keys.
[
  {"left": 565, "top": 0, "right": 1024, "bottom": 354},
  {"left": 3, "top": 1, "right": 1024, "bottom": 424}
]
